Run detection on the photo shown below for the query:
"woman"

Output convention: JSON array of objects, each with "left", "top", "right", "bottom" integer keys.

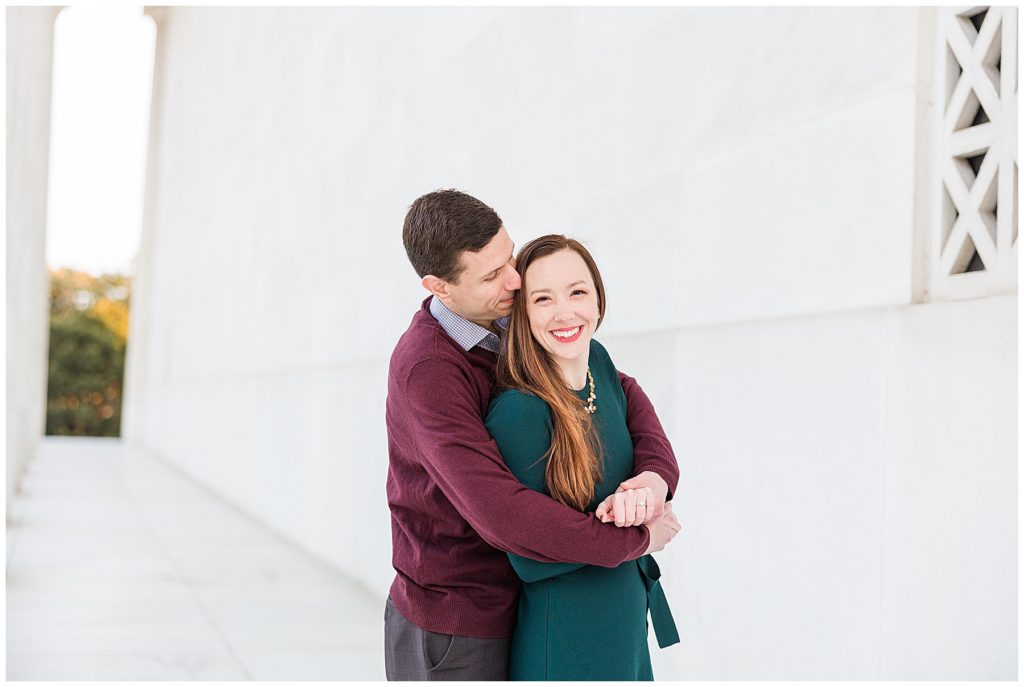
[{"left": 485, "top": 234, "right": 680, "bottom": 681}]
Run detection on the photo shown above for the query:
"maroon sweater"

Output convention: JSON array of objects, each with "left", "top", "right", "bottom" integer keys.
[{"left": 386, "top": 298, "right": 680, "bottom": 638}]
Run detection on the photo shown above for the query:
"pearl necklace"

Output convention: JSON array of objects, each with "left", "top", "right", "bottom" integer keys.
[{"left": 584, "top": 367, "right": 596, "bottom": 414}]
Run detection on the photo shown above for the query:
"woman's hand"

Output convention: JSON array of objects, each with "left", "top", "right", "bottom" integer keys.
[
  {"left": 594, "top": 471, "right": 670, "bottom": 526},
  {"left": 618, "top": 471, "right": 669, "bottom": 518},
  {"left": 595, "top": 487, "right": 655, "bottom": 527}
]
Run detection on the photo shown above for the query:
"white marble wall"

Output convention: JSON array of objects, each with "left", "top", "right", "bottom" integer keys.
[
  {"left": 123, "top": 7, "right": 1016, "bottom": 679},
  {"left": 6, "top": 7, "right": 60, "bottom": 518},
  {"left": 605, "top": 294, "right": 1016, "bottom": 679}
]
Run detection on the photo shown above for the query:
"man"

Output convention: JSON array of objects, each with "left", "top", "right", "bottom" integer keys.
[{"left": 385, "top": 189, "right": 681, "bottom": 680}]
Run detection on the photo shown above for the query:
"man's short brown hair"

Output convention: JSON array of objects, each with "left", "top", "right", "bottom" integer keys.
[{"left": 402, "top": 189, "right": 503, "bottom": 283}]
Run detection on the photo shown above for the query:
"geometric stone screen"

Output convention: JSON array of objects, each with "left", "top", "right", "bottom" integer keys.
[{"left": 932, "top": 6, "right": 1017, "bottom": 298}]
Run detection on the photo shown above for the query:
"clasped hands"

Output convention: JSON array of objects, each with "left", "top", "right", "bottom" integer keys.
[
  {"left": 595, "top": 470, "right": 669, "bottom": 526},
  {"left": 594, "top": 471, "right": 681, "bottom": 554}
]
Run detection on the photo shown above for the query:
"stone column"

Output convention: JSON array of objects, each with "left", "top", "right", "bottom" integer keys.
[{"left": 6, "top": 6, "right": 62, "bottom": 519}]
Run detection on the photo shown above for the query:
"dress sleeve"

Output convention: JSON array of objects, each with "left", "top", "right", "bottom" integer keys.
[
  {"left": 485, "top": 391, "right": 588, "bottom": 582},
  {"left": 591, "top": 340, "right": 680, "bottom": 499}
]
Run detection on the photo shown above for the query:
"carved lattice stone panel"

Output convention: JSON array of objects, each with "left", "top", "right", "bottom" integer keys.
[{"left": 932, "top": 6, "right": 1017, "bottom": 298}]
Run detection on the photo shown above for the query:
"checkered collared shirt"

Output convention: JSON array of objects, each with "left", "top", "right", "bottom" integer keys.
[{"left": 429, "top": 296, "right": 508, "bottom": 354}]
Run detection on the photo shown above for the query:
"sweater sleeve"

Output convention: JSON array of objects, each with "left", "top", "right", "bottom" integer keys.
[
  {"left": 617, "top": 370, "right": 680, "bottom": 500},
  {"left": 404, "top": 357, "right": 649, "bottom": 566},
  {"left": 484, "top": 391, "right": 588, "bottom": 583}
]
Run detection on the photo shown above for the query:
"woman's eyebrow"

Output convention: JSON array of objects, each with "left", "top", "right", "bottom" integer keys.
[{"left": 529, "top": 281, "right": 586, "bottom": 296}]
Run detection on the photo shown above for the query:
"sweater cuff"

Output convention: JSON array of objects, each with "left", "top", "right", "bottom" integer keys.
[{"left": 633, "top": 465, "right": 677, "bottom": 501}]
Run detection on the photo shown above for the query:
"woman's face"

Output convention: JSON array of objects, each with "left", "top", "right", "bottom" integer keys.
[{"left": 523, "top": 248, "right": 601, "bottom": 367}]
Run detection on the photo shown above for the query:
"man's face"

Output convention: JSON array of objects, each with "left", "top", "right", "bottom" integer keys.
[{"left": 440, "top": 226, "right": 521, "bottom": 328}]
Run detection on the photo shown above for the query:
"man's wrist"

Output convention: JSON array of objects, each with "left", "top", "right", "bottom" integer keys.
[
  {"left": 638, "top": 522, "right": 653, "bottom": 558},
  {"left": 636, "top": 467, "right": 673, "bottom": 500}
]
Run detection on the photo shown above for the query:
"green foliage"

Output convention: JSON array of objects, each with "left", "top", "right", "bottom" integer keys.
[{"left": 45, "top": 268, "right": 131, "bottom": 437}]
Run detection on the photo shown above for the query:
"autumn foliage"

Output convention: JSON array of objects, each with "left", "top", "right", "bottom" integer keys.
[{"left": 46, "top": 268, "right": 130, "bottom": 436}]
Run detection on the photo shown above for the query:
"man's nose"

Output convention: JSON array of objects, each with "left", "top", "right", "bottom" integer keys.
[{"left": 505, "top": 266, "right": 522, "bottom": 291}]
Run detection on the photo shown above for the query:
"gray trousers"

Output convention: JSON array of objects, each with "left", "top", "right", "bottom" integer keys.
[{"left": 384, "top": 597, "right": 509, "bottom": 681}]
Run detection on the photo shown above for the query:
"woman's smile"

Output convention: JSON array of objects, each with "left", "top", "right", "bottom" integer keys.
[{"left": 549, "top": 325, "right": 583, "bottom": 343}]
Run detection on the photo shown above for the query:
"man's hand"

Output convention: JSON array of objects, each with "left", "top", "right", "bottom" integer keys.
[
  {"left": 595, "top": 471, "right": 669, "bottom": 526},
  {"left": 642, "top": 502, "right": 681, "bottom": 556}
]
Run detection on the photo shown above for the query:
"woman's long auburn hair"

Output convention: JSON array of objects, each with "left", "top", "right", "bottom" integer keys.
[{"left": 496, "top": 235, "right": 607, "bottom": 512}]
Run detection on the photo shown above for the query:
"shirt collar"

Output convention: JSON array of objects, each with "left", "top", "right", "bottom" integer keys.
[{"left": 429, "top": 296, "right": 508, "bottom": 353}]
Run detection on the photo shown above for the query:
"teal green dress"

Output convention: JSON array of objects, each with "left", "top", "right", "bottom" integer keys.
[{"left": 485, "top": 339, "right": 678, "bottom": 681}]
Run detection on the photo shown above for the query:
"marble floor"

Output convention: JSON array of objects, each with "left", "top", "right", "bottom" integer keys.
[{"left": 6, "top": 437, "right": 384, "bottom": 680}]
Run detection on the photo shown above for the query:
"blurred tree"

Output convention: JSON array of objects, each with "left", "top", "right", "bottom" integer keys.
[{"left": 45, "top": 268, "right": 131, "bottom": 436}]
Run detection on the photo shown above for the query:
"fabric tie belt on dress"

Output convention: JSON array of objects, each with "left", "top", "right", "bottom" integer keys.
[{"left": 638, "top": 555, "right": 679, "bottom": 648}]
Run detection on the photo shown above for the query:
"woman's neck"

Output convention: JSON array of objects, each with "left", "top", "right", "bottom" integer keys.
[{"left": 555, "top": 354, "right": 590, "bottom": 391}]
